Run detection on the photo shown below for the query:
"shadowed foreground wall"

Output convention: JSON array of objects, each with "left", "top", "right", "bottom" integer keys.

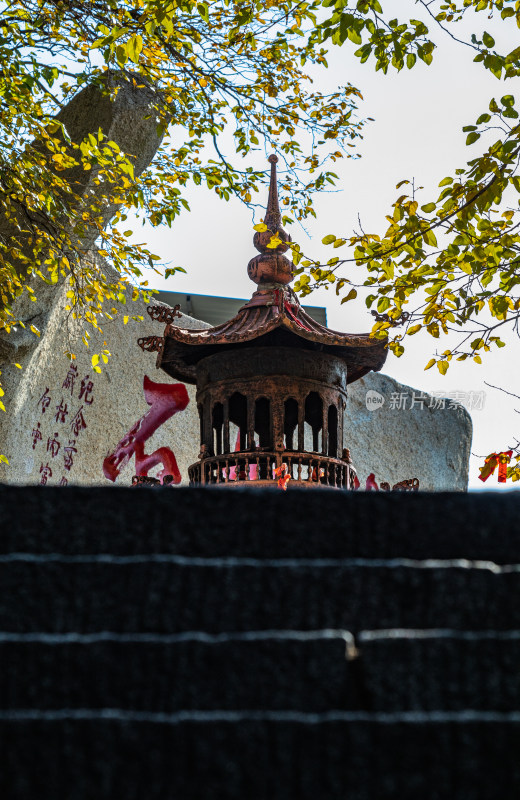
[{"left": 0, "top": 486, "right": 519, "bottom": 799}]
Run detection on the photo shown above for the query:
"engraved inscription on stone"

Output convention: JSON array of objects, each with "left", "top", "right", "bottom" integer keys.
[{"left": 31, "top": 365, "right": 96, "bottom": 486}]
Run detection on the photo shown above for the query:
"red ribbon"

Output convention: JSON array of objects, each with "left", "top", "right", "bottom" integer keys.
[
  {"left": 352, "top": 473, "right": 379, "bottom": 491},
  {"left": 365, "top": 473, "right": 379, "bottom": 491},
  {"left": 275, "top": 464, "right": 290, "bottom": 491},
  {"left": 479, "top": 451, "right": 513, "bottom": 483},
  {"left": 284, "top": 301, "right": 311, "bottom": 331}
]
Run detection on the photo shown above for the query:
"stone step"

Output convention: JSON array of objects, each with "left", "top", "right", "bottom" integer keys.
[
  {"left": 1, "top": 486, "right": 519, "bottom": 563},
  {"left": 359, "top": 634, "right": 520, "bottom": 711},
  {"left": 1, "top": 560, "right": 518, "bottom": 633},
  {"left": 2, "top": 635, "right": 519, "bottom": 714},
  {"left": 0, "top": 638, "right": 348, "bottom": 712},
  {"left": 2, "top": 487, "right": 520, "bottom": 798},
  {"left": 1, "top": 716, "right": 519, "bottom": 799}
]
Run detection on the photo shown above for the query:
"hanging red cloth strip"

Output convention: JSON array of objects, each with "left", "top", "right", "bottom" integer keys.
[
  {"left": 274, "top": 463, "right": 290, "bottom": 491},
  {"left": 365, "top": 473, "right": 379, "bottom": 491},
  {"left": 284, "top": 300, "right": 312, "bottom": 331},
  {"left": 351, "top": 474, "right": 379, "bottom": 491},
  {"left": 479, "top": 450, "right": 513, "bottom": 483},
  {"left": 498, "top": 451, "right": 513, "bottom": 483}
]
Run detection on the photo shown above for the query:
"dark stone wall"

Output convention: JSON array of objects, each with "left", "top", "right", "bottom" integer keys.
[{"left": 1, "top": 486, "right": 519, "bottom": 799}]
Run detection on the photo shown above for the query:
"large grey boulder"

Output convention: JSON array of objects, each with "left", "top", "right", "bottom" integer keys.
[
  {"left": 0, "top": 75, "right": 163, "bottom": 357},
  {"left": 0, "top": 272, "right": 208, "bottom": 487},
  {"left": 0, "top": 75, "right": 165, "bottom": 431},
  {"left": 52, "top": 76, "right": 164, "bottom": 243},
  {"left": 0, "top": 75, "right": 163, "bottom": 264},
  {"left": 345, "top": 372, "right": 472, "bottom": 491}
]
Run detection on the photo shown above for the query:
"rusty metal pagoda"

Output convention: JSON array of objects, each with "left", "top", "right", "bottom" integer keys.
[{"left": 139, "top": 155, "right": 387, "bottom": 489}]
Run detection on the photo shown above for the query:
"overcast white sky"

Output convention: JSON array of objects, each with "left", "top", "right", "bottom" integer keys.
[{"left": 133, "top": 4, "right": 520, "bottom": 490}]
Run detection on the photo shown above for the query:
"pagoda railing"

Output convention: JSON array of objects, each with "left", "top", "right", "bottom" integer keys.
[{"left": 188, "top": 451, "right": 354, "bottom": 490}]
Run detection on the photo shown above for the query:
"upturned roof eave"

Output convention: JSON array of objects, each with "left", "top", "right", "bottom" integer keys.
[
  {"left": 158, "top": 307, "right": 388, "bottom": 385},
  {"left": 160, "top": 302, "right": 387, "bottom": 350}
]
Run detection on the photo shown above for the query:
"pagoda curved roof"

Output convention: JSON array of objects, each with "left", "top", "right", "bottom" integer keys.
[{"left": 140, "top": 285, "right": 387, "bottom": 385}]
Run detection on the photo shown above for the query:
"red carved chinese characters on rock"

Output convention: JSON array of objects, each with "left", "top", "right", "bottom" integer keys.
[{"left": 103, "top": 375, "right": 189, "bottom": 485}]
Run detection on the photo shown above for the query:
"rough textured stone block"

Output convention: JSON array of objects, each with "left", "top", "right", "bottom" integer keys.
[
  {"left": 0, "top": 283, "right": 207, "bottom": 488},
  {"left": 0, "top": 486, "right": 517, "bottom": 562},
  {"left": 0, "top": 639, "right": 349, "bottom": 712},
  {"left": 1, "top": 719, "right": 520, "bottom": 799},
  {"left": 346, "top": 372, "right": 472, "bottom": 489}
]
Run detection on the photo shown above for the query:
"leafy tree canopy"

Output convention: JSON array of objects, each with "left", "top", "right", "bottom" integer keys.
[
  {"left": 0, "top": 0, "right": 366, "bottom": 341},
  {"left": 291, "top": 0, "right": 520, "bottom": 480}
]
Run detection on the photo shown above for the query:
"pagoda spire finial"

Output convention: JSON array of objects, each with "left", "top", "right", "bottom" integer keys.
[
  {"left": 248, "top": 155, "right": 293, "bottom": 286},
  {"left": 265, "top": 154, "right": 282, "bottom": 231}
]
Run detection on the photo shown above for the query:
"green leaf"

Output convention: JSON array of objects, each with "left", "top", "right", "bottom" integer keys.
[
  {"left": 389, "top": 341, "right": 405, "bottom": 357},
  {"left": 421, "top": 203, "right": 436, "bottom": 213},
  {"left": 341, "top": 288, "right": 358, "bottom": 303},
  {"left": 115, "top": 43, "right": 128, "bottom": 66},
  {"left": 423, "top": 229, "right": 438, "bottom": 247},
  {"left": 127, "top": 35, "right": 143, "bottom": 64},
  {"left": 197, "top": 3, "right": 209, "bottom": 22},
  {"left": 347, "top": 28, "right": 362, "bottom": 45},
  {"left": 322, "top": 234, "right": 336, "bottom": 245},
  {"left": 466, "top": 131, "right": 481, "bottom": 145}
]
